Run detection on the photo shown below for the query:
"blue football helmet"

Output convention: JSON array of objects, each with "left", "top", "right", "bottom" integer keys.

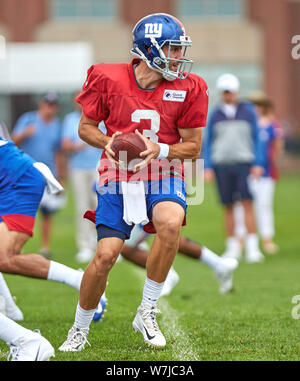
[{"left": 131, "top": 13, "right": 193, "bottom": 81}]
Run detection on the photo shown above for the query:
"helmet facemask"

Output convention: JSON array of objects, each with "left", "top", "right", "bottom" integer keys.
[{"left": 149, "top": 37, "right": 193, "bottom": 81}]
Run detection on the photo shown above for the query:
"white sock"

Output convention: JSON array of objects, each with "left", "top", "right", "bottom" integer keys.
[
  {"left": 200, "top": 246, "right": 222, "bottom": 271},
  {"left": 0, "top": 273, "right": 17, "bottom": 312},
  {"left": 226, "top": 236, "right": 241, "bottom": 255},
  {"left": 246, "top": 234, "right": 260, "bottom": 253},
  {"left": 47, "top": 261, "right": 83, "bottom": 290},
  {"left": 0, "top": 313, "right": 30, "bottom": 345},
  {"left": 142, "top": 277, "right": 164, "bottom": 307},
  {"left": 74, "top": 303, "right": 96, "bottom": 329}
]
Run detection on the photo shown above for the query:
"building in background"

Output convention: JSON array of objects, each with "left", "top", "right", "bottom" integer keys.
[{"left": 0, "top": 0, "right": 299, "bottom": 151}]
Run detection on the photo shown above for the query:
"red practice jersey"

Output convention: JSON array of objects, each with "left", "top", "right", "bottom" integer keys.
[{"left": 77, "top": 59, "right": 208, "bottom": 185}]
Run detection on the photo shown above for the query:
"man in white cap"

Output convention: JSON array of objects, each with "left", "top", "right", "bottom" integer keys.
[{"left": 204, "top": 73, "right": 265, "bottom": 263}]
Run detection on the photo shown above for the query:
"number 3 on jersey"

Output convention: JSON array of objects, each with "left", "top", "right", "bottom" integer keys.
[{"left": 131, "top": 110, "right": 160, "bottom": 143}]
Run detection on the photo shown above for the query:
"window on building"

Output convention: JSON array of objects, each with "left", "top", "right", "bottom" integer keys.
[
  {"left": 52, "top": 0, "right": 117, "bottom": 20},
  {"left": 177, "top": 0, "right": 245, "bottom": 19}
]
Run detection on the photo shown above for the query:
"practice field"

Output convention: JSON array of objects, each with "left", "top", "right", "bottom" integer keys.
[{"left": 0, "top": 174, "right": 299, "bottom": 361}]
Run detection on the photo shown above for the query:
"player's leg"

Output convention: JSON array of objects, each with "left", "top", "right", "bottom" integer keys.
[
  {"left": 59, "top": 233, "right": 124, "bottom": 352},
  {"left": 133, "top": 200, "right": 184, "bottom": 348},
  {"left": 0, "top": 272, "right": 23, "bottom": 321},
  {"left": 233, "top": 201, "right": 247, "bottom": 251},
  {"left": 250, "top": 177, "right": 278, "bottom": 254},
  {"left": 0, "top": 221, "right": 83, "bottom": 288},
  {"left": 59, "top": 184, "right": 128, "bottom": 352},
  {"left": 119, "top": 224, "right": 149, "bottom": 266},
  {"left": 214, "top": 165, "right": 242, "bottom": 260},
  {"left": 121, "top": 244, "right": 149, "bottom": 267},
  {"left": 234, "top": 164, "right": 264, "bottom": 263},
  {"left": 119, "top": 225, "right": 180, "bottom": 296},
  {"left": 0, "top": 312, "right": 54, "bottom": 361}
]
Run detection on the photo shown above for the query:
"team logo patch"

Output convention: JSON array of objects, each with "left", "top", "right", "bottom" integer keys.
[
  {"left": 163, "top": 90, "right": 186, "bottom": 102},
  {"left": 145, "top": 23, "right": 162, "bottom": 38}
]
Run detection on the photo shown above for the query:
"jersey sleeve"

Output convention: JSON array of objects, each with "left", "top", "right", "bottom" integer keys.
[
  {"left": 177, "top": 76, "right": 209, "bottom": 129},
  {"left": 76, "top": 65, "right": 109, "bottom": 123}
]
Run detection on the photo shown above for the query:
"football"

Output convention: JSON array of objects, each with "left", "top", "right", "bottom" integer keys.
[{"left": 111, "top": 132, "right": 147, "bottom": 164}]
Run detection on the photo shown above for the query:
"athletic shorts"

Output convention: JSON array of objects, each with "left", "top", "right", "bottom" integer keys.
[
  {"left": 95, "top": 177, "right": 187, "bottom": 240},
  {"left": 0, "top": 165, "right": 46, "bottom": 236},
  {"left": 214, "top": 163, "right": 253, "bottom": 205}
]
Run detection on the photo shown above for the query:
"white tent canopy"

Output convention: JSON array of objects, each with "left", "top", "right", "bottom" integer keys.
[{"left": 0, "top": 42, "right": 93, "bottom": 93}]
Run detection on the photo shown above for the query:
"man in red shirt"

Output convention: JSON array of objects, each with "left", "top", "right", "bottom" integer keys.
[{"left": 59, "top": 13, "right": 209, "bottom": 351}]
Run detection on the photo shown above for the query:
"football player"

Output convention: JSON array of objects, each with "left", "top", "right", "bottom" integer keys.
[
  {"left": 0, "top": 128, "right": 106, "bottom": 324},
  {"left": 59, "top": 13, "right": 210, "bottom": 351}
]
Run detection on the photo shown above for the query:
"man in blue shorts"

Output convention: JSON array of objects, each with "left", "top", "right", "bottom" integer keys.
[{"left": 204, "top": 73, "right": 265, "bottom": 263}]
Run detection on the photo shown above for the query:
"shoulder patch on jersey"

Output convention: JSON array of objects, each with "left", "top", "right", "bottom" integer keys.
[{"left": 163, "top": 90, "right": 186, "bottom": 102}]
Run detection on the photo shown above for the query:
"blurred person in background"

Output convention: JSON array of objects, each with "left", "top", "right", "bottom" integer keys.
[
  {"left": 62, "top": 92, "right": 105, "bottom": 263},
  {"left": 12, "top": 92, "right": 66, "bottom": 258},
  {"left": 204, "top": 73, "right": 265, "bottom": 263},
  {"left": 233, "top": 94, "right": 284, "bottom": 254}
]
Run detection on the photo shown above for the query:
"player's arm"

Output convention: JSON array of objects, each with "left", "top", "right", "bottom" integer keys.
[
  {"left": 169, "top": 127, "right": 202, "bottom": 160},
  {"left": 78, "top": 113, "right": 109, "bottom": 148},
  {"left": 78, "top": 113, "right": 121, "bottom": 166}
]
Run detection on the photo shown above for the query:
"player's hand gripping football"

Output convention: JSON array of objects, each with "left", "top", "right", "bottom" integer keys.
[
  {"left": 105, "top": 131, "right": 123, "bottom": 168},
  {"left": 133, "top": 130, "right": 161, "bottom": 173}
]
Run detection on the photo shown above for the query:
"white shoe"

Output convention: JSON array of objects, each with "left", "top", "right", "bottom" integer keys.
[
  {"left": 161, "top": 267, "right": 180, "bottom": 297},
  {"left": 75, "top": 249, "right": 94, "bottom": 263},
  {"left": 215, "top": 258, "right": 239, "bottom": 294},
  {"left": 7, "top": 330, "right": 54, "bottom": 361},
  {"left": 132, "top": 303, "right": 166, "bottom": 348},
  {"left": 58, "top": 325, "right": 90, "bottom": 352},
  {"left": 245, "top": 251, "right": 265, "bottom": 263}
]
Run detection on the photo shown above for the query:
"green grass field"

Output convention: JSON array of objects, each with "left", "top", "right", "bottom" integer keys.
[{"left": 0, "top": 174, "right": 300, "bottom": 361}]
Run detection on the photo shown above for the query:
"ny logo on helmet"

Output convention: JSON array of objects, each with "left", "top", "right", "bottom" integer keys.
[{"left": 145, "top": 23, "right": 162, "bottom": 38}]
